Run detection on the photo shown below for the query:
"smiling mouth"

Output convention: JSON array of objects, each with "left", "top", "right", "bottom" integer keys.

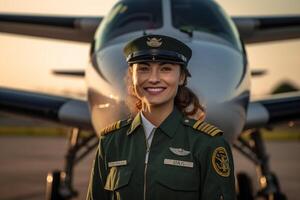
[{"left": 144, "top": 87, "right": 166, "bottom": 95}]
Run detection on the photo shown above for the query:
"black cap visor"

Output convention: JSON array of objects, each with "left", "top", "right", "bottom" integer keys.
[
  {"left": 127, "top": 49, "right": 191, "bottom": 77},
  {"left": 127, "top": 49, "right": 187, "bottom": 65}
]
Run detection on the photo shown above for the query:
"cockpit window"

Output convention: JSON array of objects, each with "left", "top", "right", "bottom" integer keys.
[
  {"left": 94, "top": 0, "right": 162, "bottom": 50},
  {"left": 171, "top": 0, "right": 242, "bottom": 51}
]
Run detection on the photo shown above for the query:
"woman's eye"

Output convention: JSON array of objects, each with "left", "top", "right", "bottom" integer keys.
[
  {"left": 137, "top": 66, "right": 149, "bottom": 72},
  {"left": 160, "top": 63, "right": 175, "bottom": 72},
  {"left": 161, "top": 66, "right": 172, "bottom": 71}
]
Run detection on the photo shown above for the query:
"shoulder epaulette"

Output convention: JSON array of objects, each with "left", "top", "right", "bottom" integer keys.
[
  {"left": 192, "top": 120, "right": 223, "bottom": 137},
  {"left": 100, "top": 118, "right": 132, "bottom": 136}
]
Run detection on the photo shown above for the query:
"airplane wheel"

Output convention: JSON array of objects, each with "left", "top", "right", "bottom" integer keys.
[
  {"left": 237, "top": 172, "right": 254, "bottom": 200},
  {"left": 269, "top": 173, "right": 287, "bottom": 200},
  {"left": 272, "top": 193, "right": 287, "bottom": 200},
  {"left": 257, "top": 172, "right": 287, "bottom": 200},
  {"left": 45, "top": 170, "right": 63, "bottom": 200}
]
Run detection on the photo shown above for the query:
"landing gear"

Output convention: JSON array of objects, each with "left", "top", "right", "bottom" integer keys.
[
  {"left": 234, "top": 128, "right": 287, "bottom": 200},
  {"left": 237, "top": 172, "right": 254, "bottom": 200},
  {"left": 45, "top": 171, "right": 64, "bottom": 200},
  {"left": 256, "top": 172, "right": 287, "bottom": 200},
  {"left": 45, "top": 128, "right": 98, "bottom": 200}
]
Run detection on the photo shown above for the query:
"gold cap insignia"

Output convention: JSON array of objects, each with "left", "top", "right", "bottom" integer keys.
[
  {"left": 212, "top": 146, "right": 230, "bottom": 177},
  {"left": 146, "top": 37, "right": 162, "bottom": 47}
]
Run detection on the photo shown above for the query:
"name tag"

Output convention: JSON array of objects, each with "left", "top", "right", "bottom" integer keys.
[
  {"left": 164, "top": 159, "right": 194, "bottom": 168},
  {"left": 108, "top": 160, "right": 127, "bottom": 167}
]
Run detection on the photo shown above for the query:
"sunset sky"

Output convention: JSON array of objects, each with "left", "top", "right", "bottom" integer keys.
[{"left": 0, "top": 0, "right": 299, "bottom": 98}]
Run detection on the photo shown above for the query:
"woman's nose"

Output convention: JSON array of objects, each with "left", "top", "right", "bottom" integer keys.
[{"left": 148, "top": 69, "right": 160, "bottom": 84}]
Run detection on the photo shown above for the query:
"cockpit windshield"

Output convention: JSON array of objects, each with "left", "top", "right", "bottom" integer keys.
[
  {"left": 171, "top": 0, "right": 242, "bottom": 51},
  {"left": 94, "top": 0, "right": 162, "bottom": 50}
]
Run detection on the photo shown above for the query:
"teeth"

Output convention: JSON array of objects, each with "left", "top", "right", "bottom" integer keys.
[{"left": 146, "top": 88, "right": 164, "bottom": 92}]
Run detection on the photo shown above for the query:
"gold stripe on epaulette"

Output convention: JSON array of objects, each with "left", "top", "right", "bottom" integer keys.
[
  {"left": 197, "top": 122, "right": 207, "bottom": 131},
  {"left": 198, "top": 123, "right": 210, "bottom": 132},
  {"left": 208, "top": 127, "right": 218, "bottom": 134},
  {"left": 116, "top": 120, "right": 121, "bottom": 129},
  {"left": 210, "top": 129, "right": 222, "bottom": 136},
  {"left": 196, "top": 122, "right": 222, "bottom": 136},
  {"left": 101, "top": 120, "right": 122, "bottom": 135},
  {"left": 203, "top": 124, "right": 213, "bottom": 133},
  {"left": 206, "top": 125, "right": 216, "bottom": 133},
  {"left": 193, "top": 120, "right": 203, "bottom": 129}
]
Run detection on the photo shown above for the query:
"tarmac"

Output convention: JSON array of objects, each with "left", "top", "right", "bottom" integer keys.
[{"left": 0, "top": 136, "right": 299, "bottom": 200}]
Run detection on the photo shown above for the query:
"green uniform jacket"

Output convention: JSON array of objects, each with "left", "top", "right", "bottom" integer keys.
[{"left": 87, "top": 108, "right": 235, "bottom": 200}]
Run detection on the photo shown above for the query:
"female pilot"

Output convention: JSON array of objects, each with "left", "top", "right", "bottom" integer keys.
[{"left": 87, "top": 34, "right": 235, "bottom": 200}]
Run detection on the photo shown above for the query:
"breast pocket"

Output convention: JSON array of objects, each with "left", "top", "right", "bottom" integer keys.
[
  {"left": 154, "top": 160, "right": 199, "bottom": 200},
  {"left": 104, "top": 166, "right": 132, "bottom": 192}
]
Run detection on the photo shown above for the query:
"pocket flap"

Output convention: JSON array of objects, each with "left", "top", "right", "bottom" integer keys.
[
  {"left": 104, "top": 167, "right": 132, "bottom": 191},
  {"left": 156, "top": 168, "right": 198, "bottom": 191}
]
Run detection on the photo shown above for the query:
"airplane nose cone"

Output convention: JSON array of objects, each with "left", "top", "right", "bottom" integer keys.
[
  {"left": 86, "top": 39, "right": 250, "bottom": 142},
  {"left": 187, "top": 40, "right": 246, "bottom": 103},
  {"left": 187, "top": 40, "right": 250, "bottom": 142}
]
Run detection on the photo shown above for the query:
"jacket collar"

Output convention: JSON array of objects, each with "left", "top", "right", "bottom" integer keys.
[
  {"left": 127, "top": 107, "right": 183, "bottom": 138},
  {"left": 158, "top": 107, "right": 182, "bottom": 138},
  {"left": 127, "top": 112, "right": 142, "bottom": 135}
]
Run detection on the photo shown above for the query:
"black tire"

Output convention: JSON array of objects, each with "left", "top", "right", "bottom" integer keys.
[
  {"left": 45, "top": 170, "right": 63, "bottom": 200},
  {"left": 270, "top": 172, "right": 287, "bottom": 200},
  {"left": 257, "top": 172, "right": 287, "bottom": 200},
  {"left": 237, "top": 172, "right": 254, "bottom": 200}
]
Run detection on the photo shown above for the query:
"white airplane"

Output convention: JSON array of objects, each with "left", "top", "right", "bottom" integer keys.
[{"left": 0, "top": 0, "right": 299, "bottom": 199}]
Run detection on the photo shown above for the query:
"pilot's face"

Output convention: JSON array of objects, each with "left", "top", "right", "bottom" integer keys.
[{"left": 131, "top": 61, "right": 185, "bottom": 109}]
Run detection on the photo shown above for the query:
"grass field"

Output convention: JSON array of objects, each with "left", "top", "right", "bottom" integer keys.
[
  {"left": 0, "top": 126, "right": 68, "bottom": 137},
  {"left": 261, "top": 128, "right": 300, "bottom": 140},
  {"left": 0, "top": 126, "right": 299, "bottom": 141}
]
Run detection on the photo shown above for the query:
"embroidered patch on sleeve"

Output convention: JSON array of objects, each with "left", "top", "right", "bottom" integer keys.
[{"left": 211, "top": 146, "right": 230, "bottom": 177}]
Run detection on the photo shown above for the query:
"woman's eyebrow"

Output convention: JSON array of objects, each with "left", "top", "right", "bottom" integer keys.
[
  {"left": 159, "top": 62, "right": 174, "bottom": 66},
  {"left": 138, "top": 62, "right": 150, "bottom": 66}
]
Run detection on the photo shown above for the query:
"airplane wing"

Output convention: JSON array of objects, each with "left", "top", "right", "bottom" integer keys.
[
  {"left": 0, "top": 14, "right": 102, "bottom": 42},
  {"left": 52, "top": 69, "right": 85, "bottom": 77},
  {"left": 232, "top": 15, "right": 300, "bottom": 44},
  {"left": 1, "top": 87, "right": 299, "bottom": 133},
  {"left": 0, "top": 87, "right": 92, "bottom": 130},
  {"left": 245, "top": 91, "right": 300, "bottom": 129},
  {"left": 1, "top": 14, "right": 299, "bottom": 44}
]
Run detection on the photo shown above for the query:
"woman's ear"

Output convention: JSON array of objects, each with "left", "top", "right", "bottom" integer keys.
[
  {"left": 179, "top": 73, "right": 186, "bottom": 86},
  {"left": 178, "top": 65, "right": 187, "bottom": 86}
]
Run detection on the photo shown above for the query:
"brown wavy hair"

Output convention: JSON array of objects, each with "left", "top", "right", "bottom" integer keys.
[{"left": 125, "top": 66, "right": 206, "bottom": 121}]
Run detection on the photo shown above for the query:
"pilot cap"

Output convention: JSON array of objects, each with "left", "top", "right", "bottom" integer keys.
[{"left": 123, "top": 34, "right": 192, "bottom": 69}]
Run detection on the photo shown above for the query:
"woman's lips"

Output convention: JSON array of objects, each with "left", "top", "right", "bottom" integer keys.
[{"left": 144, "top": 87, "right": 166, "bottom": 95}]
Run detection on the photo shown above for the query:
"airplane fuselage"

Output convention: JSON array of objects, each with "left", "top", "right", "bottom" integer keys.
[{"left": 86, "top": 0, "right": 251, "bottom": 142}]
